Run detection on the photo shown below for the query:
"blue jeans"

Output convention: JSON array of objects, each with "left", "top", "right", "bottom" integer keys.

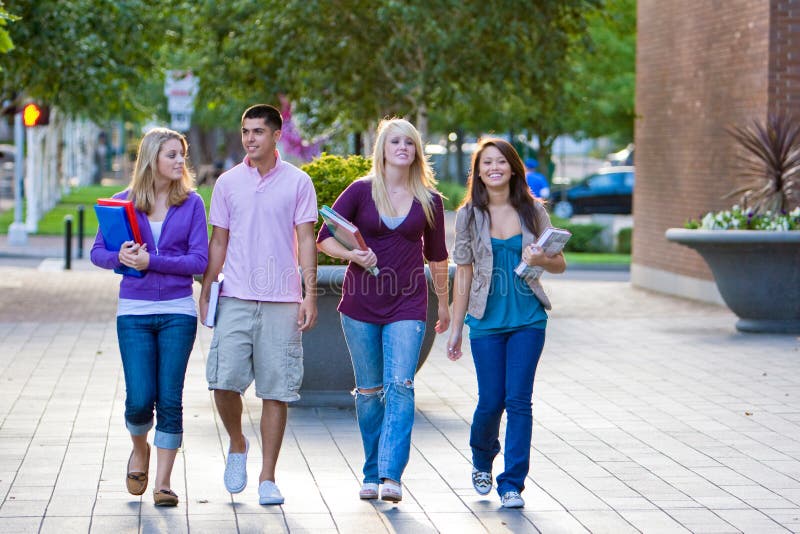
[
  {"left": 469, "top": 327, "right": 545, "bottom": 495},
  {"left": 117, "top": 314, "right": 197, "bottom": 450},
  {"left": 340, "top": 314, "right": 425, "bottom": 484}
]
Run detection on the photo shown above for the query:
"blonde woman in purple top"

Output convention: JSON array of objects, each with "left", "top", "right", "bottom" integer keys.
[
  {"left": 317, "top": 118, "right": 450, "bottom": 502},
  {"left": 91, "top": 128, "right": 209, "bottom": 507}
]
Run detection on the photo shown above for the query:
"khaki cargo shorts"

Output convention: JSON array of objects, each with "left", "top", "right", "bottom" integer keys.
[{"left": 207, "top": 297, "right": 303, "bottom": 402}]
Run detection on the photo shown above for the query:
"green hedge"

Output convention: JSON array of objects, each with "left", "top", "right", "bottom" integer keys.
[
  {"left": 436, "top": 181, "right": 467, "bottom": 211},
  {"left": 301, "top": 153, "right": 371, "bottom": 266},
  {"left": 617, "top": 227, "right": 632, "bottom": 254},
  {"left": 549, "top": 214, "right": 606, "bottom": 252}
]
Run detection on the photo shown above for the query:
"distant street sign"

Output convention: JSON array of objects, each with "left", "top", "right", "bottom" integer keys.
[
  {"left": 165, "top": 70, "right": 198, "bottom": 120},
  {"left": 170, "top": 113, "right": 192, "bottom": 132}
]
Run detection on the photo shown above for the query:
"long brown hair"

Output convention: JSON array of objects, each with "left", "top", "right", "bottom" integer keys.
[
  {"left": 460, "top": 137, "right": 543, "bottom": 233},
  {"left": 129, "top": 128, "right": 194, "bottom": 213}
]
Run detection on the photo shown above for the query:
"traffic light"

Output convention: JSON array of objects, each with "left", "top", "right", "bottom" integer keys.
[{"left": 22, "top": 103, "right": 49, "bottom": 127}]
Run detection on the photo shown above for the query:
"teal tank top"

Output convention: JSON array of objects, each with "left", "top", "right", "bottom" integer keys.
[{"left": 465, "top": 234, "right": 547, "bottom": 338}]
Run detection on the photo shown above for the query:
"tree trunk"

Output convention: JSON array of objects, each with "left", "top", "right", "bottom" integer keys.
[
  {"left": 539, "top": 136, "right": 556, "bottom": 181},
  {"left": 415, "top": 105, "right": 429, "bottom": 142},
  {"left": 456, "top": 128, "right": 466, "bottom": 184}
]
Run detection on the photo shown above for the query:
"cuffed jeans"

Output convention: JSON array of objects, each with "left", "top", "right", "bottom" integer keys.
[
  {"left": 117, "top": 313, "right": 197, "bottom": 450},
  {"left": 340, "top": 314, "right": 425, "bottom": 484},
  {"left": 469, "top": 327, "right": 545, "bottom": 496}
]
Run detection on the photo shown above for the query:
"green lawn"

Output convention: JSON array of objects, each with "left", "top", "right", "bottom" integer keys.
[
  {"left": 564, "top": 252, "right": 631, "bottom": 265},
  {"left": 1, "top": 185, "right": 214, "bottom": 236}
]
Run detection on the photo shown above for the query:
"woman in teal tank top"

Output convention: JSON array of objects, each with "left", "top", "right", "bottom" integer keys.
[{"left": 447, "top": 138, "right": 566, "bottom": 509}]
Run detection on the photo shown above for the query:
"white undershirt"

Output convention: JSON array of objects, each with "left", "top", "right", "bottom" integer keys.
[{"left": 116, "top": 219, "right": 197, "bottom": 317}]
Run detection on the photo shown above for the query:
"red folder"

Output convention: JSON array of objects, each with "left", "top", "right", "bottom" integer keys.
[{"left": 96, "top": 198, "right": 143, "bottom": 244}]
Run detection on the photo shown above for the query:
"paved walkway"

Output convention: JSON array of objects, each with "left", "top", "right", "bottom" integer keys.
[{"left": 1, "top": 263, "right": 799, "bottom": 533}]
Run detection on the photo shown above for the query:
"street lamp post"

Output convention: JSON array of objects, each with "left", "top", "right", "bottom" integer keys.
[{"left": 8, "top": 111, "right": 27, "bottom": 245}]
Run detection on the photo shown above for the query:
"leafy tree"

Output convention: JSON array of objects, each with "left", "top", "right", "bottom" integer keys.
[
  {"left": 569, "top": 0, "right": 636, "bottom": 143},
  {"left": 0, "top": 0, "right": 178, "bottom": 120},
  {"left": 0, "top": 2, "right": 17, "bottom": 56}
]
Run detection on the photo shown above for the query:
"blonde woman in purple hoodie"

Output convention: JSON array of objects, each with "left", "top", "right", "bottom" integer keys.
[{"left": 91, "top": 128, "right": 208, "bottom": 507}]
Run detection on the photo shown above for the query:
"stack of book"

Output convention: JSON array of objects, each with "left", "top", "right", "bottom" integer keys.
[{"left": 94, "top": 198, "right": 144, "bottom": 278}]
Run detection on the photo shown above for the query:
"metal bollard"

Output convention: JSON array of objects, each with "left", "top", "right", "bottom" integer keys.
[
  {"left": 77, "top": 205, "right": 85, "bottom": 259},
  {"left": 64, "top": 215, "right": 73, "bottom": 270}
]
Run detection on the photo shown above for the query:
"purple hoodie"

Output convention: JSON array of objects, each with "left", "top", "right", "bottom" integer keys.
[{"left": 91, "top": 190, "right": 209, "bottom": 301}]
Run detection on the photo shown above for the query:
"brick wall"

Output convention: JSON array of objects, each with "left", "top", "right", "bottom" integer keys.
[
  {"left": 634, "top": 0, "right": 770, "bottom": 283},
  {"left": 769, "top": 0, "right": 800, "bottom": 114}
]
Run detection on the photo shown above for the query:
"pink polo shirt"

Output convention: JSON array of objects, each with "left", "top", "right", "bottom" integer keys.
[{"left": 209, "top": 152, "right": 318, "bottom": 302}]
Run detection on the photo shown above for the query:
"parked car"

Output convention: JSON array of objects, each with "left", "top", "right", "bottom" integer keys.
[{"left": 552, "top": 166, "right": 634, "bottom": 219}]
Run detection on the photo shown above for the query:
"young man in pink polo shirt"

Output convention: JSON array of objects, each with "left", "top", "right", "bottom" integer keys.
[{"left": 200, "top": 104, "right": 318, "bottom": 505}]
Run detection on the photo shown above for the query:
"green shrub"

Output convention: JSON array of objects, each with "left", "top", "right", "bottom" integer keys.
[
  {"left": 548, "top": 213, "right": 606, "bottom": 252},
  {"left": 302, "top": 153, "right": 372, "bottom": 210},
  {"left": 563, "top": 223, "right": 605, "bottom": 252},
  {"left": 617, "top": 227, "right": 632, "bottom": 254},
  {"left": 436, "top": 181, "right": 467, "bottom": 211},
  {"left": 301, "top": 153, "right": 372, "bottom": 265}
]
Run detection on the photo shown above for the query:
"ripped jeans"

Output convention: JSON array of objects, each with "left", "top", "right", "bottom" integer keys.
[{"left": 340, "top": 314, "right": 426, "bottom": 484}]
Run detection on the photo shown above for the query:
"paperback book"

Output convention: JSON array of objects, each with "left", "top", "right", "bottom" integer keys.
[{"left": 513, "top": 227, "right": 571, "bottom": 280}]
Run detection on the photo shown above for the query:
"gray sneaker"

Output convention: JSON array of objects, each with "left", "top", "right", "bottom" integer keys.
[
  {"left": 501, "top": 490, "right": 525, "bottom": 508},
  {"left": 224, "top": 436, "right": 248, "bottom": 494}
]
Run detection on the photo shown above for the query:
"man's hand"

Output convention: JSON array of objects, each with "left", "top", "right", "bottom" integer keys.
[
  {"left": 297, "top": 296, "right": 318, "bottom": 332},
  {"left": 198, "top": 295, "right": 209, "bottom": 327}
]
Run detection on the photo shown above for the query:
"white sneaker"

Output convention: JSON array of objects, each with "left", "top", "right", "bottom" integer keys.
[
  {"left": 380, "top": 480, "right": 402, "bottom": 502},
  {"left": 359, "top": 482, "right": 379, "bottom": 500},
  {"left": 500, "top": 490, "right": 525, "bottom": 508},
  {"left": 224, "top": 437, "right": 248, "bottom": 494},
  {"left": 258, "top": 480, "right": 285, "bottom": 505}
]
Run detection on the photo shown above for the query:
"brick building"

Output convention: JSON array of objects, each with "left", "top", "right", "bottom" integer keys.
[{"left": 632, "top": 0, "right": 799, "bottom": 302}]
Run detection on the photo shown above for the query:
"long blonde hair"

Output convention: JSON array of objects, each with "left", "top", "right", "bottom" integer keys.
[
  {"left": 370, "top": 118, "right": 438, "bottom": 226},
  {"left": 129, "top": 128, "right": 194, "bottom": 213}
]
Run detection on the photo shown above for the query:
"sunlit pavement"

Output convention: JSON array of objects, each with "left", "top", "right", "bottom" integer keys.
[{"left": 0, "top": 262, "right": 798, "bottom": 534}]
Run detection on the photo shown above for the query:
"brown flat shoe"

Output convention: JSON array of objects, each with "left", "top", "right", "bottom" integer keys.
[
  {"left": 153, "top": 488, "right": 179, "bottom": 507},
  {"left": 126, "top": 444, "right": 150, "bottom": 496}
]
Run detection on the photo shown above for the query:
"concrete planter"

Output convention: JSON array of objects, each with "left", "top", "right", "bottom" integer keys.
[
  {"left": 299, "top": 264, "right": 454, "bottom": 406},
  {"left": 665, "top": 229, "right": 800, "bottom": 334}
]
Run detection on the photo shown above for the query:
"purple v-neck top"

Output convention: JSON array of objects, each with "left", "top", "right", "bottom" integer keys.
[{"left": 317, "top": 178, "right": 448, "bottom": 324}]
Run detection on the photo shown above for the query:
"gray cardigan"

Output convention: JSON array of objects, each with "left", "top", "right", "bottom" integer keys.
[{"left": 452, "top": 202, "right": 554, "bottom": 319}]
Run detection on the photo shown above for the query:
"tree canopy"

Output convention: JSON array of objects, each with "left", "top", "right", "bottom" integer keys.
[
  {"left": 0, "top": 0, "right": 178, "bottom": 120},
  {"left": 1, "top": 0, "right": 636, "bottom": 156}
]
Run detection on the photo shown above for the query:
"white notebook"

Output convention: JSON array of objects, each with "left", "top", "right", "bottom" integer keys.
[{"left": 203, "top": 276, "right": 223, "bottom": 327}]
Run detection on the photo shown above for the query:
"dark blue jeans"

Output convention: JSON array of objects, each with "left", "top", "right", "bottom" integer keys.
[
  {"left": 469, "top": 327, "right": 545, "bottom": 496},
  {"left": 117, "top": 313, "right": 197, "bottom": 449}
]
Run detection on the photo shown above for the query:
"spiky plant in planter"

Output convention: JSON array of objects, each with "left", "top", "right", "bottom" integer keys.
[
  {"left": 727, "top": 113, "right": 800, "bottom": 213},
  {"left": 668, "top": 114, "right": 800, "bottom": 333},
  {"left": 687, "top": 114, "right": 800, "bottom": 230}
]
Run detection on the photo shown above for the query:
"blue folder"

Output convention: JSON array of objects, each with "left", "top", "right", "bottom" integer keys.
[{"left": 94, "top": 204, "right": 144, "bottom": 278}]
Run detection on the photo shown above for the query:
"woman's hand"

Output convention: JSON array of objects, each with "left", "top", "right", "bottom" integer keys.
[
  {"left": 119, "top": 241, "right": 149, "bottom": 270},
  {"left": 435, "top": 301, "right": 450, "bottom": 334},
  {"left": 349, "top": 248, "right": 377, "bottom": 270},
  {"left": 522, "top": 243, "right": 547, "bottom": 267},
  {"left": 446, "top": 329, "right": 463, "bottom": 361}
]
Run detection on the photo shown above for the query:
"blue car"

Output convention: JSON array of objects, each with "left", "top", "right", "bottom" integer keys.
[{"left": 553, "top": 166, "right": 634, "bottom": 219}]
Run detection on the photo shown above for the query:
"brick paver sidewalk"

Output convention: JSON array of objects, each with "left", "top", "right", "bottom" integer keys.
[{"left": 0, "top": 265, "right": 798, "bottom": 533}]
